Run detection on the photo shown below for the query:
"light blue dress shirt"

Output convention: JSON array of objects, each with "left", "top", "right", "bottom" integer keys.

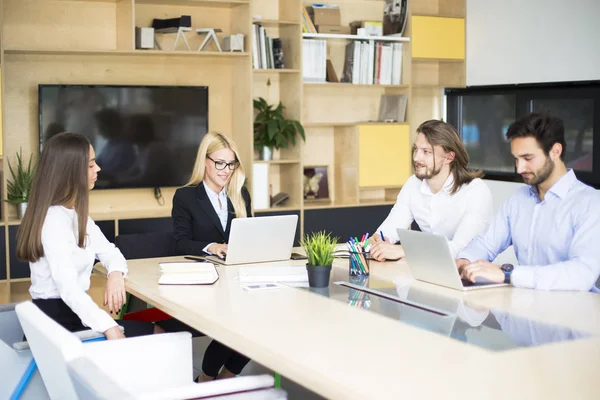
[{"left": 458, "top": 170, "right": 600, "bottom": 292}]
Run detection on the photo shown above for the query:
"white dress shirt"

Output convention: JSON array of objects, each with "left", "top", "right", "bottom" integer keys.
[
  {"left": 29, "top": 206, "right": 128, "bottom": 333},
  {"left": 376, "top": 174, "right": 493, "bottom": 257},
  {"left": 202, "top": 182, "right": 229, "bottom": 254}
]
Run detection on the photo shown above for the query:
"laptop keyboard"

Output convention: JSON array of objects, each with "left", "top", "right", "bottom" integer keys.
[{"left": 461, "top": 279, "right": 490, "bottom": 287}]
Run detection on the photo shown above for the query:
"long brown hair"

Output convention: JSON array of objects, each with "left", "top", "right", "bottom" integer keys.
[
  {"left": 417, "top": 120, "right": 483, "bottom": 194},
  {"left": 187, "top": 132, "right": 248, "bottom": 218},
  {"left": 17, "top": 133, "right": 91, "bottom": 262}
]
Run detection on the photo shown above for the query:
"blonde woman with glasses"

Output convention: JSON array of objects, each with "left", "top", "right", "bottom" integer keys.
[{"left": 160, "top": 132, "right": 252, "bottom": 382}]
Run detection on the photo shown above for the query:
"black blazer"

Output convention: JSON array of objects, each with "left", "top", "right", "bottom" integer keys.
[{"left": 172, "top": 182, "right": 253, "bottom": 255}]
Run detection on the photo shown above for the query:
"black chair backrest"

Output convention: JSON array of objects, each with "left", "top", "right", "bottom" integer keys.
[{"left": 114, "top": 232, "right": 177, "bottom": 260}]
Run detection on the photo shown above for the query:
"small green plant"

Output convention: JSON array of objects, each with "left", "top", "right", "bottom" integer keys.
[
  {"left": 6, "top": 149, "right": 36, "bottom": 205},
  {"left": 253, "top": 97, "right": 305, "bottom": 150},
  {"left": 300, "top": 231, "right": 338, "bottom": 267}
]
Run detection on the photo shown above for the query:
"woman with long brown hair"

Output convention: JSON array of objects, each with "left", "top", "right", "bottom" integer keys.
[{"left": 17, "top": 132, "right": 155, "bottom": 338}]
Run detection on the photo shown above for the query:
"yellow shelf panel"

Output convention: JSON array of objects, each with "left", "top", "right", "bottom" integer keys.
[
  {"left": 411, "top": 16, "right": 465, "bottom": 60},
  {"left": 358, "top": 124, "right": 411, "bottom": 188}
]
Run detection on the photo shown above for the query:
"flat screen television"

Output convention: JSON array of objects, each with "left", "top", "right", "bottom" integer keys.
[{"left": 39, "top": 84, "right": 209, "bottom": 189}]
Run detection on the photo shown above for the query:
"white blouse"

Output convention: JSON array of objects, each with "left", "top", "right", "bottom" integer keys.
[{"left": 29, "top": 206, "right": 128, "bottom": 333}]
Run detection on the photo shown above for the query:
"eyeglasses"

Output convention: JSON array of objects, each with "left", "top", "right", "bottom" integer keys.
[{"left": 207, "top": 155, "right": 240, "bottom": 171}]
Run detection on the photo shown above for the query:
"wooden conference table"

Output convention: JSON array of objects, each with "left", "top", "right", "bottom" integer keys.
[{"left": 95, "top": 255, "right": 600, "bottom": 400}]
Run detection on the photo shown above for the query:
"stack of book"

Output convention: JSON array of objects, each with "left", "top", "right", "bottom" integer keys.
[
  {"left": 302, "top": 39, "right": 327, "bottom": 83},
  {"left": 341, "top": 42, "right": 403, "bottom": 85},
  {"left": 252, "top": 23, "right": 284, "bottom": 69},
  {"left": 301, "top": 6, "right": 317, "bottom": 33}
]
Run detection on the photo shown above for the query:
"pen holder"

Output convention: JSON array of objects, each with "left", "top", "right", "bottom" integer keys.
[{"left": 349, "top": 251, "right": 370, "bottom": 276}]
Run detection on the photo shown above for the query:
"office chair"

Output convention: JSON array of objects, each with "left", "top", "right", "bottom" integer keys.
[{"left": 16, "top": 301, "right": 282, "bottom": 400}]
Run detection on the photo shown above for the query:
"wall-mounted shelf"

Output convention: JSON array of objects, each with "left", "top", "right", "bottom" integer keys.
[
  {"left": 303, "top": 121, "right": 409, "bottom": 127},
  {"left": 302, "top": 33, "right": 410, "bottom": 42},
  {"left": 303, "top": 83, "right": 409, "bottom": 89},
  {"left": 5, "top": 49, "right": 248, "bottom": 58},
  {"left": 253, "top": 159, "right": 301, "bottom": 165},
  {"left": 412, "top": 57, "right": 463, "bottom": 63},
  {"left": 254, "top": 206, "right": 302, "bottom": 213},
  {"left": 253, "top": 68, "right": 300, "bottom": 74},
  {"left": 136, "top": 0, "right": 250, "bottom": 7},
  {"left": 252, "top": 19, "right": 300, "bottom": 26}
]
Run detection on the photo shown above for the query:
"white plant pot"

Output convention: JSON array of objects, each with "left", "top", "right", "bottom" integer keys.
[
  {"left": 261, "top": 146, "right": 273, "bottom": 161},
  {"left": 17, "top": 202, "right": 28, "bottom": 219}
]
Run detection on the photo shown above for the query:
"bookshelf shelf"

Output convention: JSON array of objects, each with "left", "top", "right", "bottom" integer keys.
[
  {"left": 253, "top": 19, "right": 300, "bottom": 26},
  {"left": 5, "top": 49, "right": 248, "bottom": 58},
  {"left": 303, "top": 122, "right": 408, "bottom": 128},
  {"left": 136, "top": 0, "right": 249, "bottom": 7},
  {"left": 254, "top": 206, "right": 302, "bottom": 213},
  {"left": 253, "top": 159, "right": 301, "bottom": 165},
  {"left": 303, "top": 83, "right": 409, "bottom": 89},
  {"left": 412, "top": 57, "right": 464, "bottom": 63},
  {"left": 302, "top": 33, "right": 410, "bottom": 42},
  {"left": 253, "top": 69, "right": 301, "bottom": 74}
]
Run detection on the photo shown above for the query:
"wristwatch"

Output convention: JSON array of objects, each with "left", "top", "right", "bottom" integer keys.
[{"left": 501, "top": 263, "right": 514, "bottom": 284}]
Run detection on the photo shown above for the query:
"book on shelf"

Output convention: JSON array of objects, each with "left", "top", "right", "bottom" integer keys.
[
  {"left": 378, "top": 94, "right": 408, "bottom": 123},
  {"left": 302, "top": 6, "right": 317, "bottom": 33},
  {"left": 252, "top": 23, "right": 284, "bottom": 69},
  {"left": 158, "top": 262, "right": 219, "bottom": 285},
  {"left": 341, "top": 41, "right": 402, "bottom": 85},
  {"left": 383, "top": 0, "right": 408, "bottom": 37},
  {"left": 302, "top": 39, "right": 327, "bottom": 83}
]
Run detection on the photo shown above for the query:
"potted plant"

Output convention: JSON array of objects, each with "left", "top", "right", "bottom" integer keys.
[
  {"left": 300, "top": 231, "right": 338, "bottom": 288},
  {"left": 6, "top": 149, "right": 36, "bottom": 219},
  {"left": 253, "top": 97, "right": 305, "bottom": 161}
]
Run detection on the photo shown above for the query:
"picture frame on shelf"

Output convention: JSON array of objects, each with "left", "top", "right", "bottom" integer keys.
[{"left": 303, "top": 166, "right": 330, "bottom": 203}]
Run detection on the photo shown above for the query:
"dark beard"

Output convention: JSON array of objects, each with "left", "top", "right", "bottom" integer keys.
[{"left": 525, "top": 157, "right": 555, "bottom": 186}]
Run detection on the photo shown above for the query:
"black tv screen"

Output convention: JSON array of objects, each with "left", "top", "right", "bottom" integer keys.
[{"left": 39, "top": 84, "right": 208, "bottom": 189}]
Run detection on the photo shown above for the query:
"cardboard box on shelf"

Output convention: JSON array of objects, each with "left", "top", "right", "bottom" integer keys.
[
  {"left": 350, "top": 21, "right": 383, "bottom": 36},
  {"left": 317, "top": 25, "right": 351, "bottom": 34},
  {"left": 311, "top": 6, "right": 341, "bottom": 26}
]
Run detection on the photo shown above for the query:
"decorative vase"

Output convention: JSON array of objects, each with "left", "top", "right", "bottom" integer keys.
[
  {"left": 17, "top": 202, "right": 28, "bottom": 219},
  {"left": 306, "top": 264, "right": 332, "bottom": 288},
  {"left": 261, "top": 146, "right": 273, "bottom": 161}
]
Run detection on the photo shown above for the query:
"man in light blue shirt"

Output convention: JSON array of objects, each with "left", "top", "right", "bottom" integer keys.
[{"left": 457, "top": 113, "right": 600, "bottom": 292}]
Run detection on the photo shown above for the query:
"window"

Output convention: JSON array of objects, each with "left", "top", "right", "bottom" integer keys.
[{"left": 446, "top": 81, "right": 600, "bottom": 188}]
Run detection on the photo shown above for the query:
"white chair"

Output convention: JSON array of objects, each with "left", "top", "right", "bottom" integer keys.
[
  {"left": 15, "top": 301, "right": 284, "bottom": 400},
  {"left": 0, "top": 303, "right": 49, "bottom": 400},
  {"left": 68, "top": 356, "right": 287, "bottom": 400}
]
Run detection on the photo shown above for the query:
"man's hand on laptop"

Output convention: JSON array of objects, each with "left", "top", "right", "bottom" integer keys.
[
  {"left": 370, "top": 242, "right": 405, "bottom": 262},
  {"left": 460, "top": 260, "right": 504, "bottom": 284},
  {"left": 455, "top": 258, "right": 470, "bottom": 271},
  {"left": 207, "top": 243, "right": 228, "bottom": 259}
]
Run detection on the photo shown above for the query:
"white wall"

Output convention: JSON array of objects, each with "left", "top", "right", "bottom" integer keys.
[{"left": 466, "top": 0, "right": 600, "bottom": 86}]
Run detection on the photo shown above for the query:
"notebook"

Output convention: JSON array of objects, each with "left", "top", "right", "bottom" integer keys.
[{"left": 158, "top": 262, "right": 219, "bottom": 285}]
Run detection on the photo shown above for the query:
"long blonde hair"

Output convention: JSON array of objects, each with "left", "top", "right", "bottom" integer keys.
[{"left": 187, "top": 132, "right": 248, "bottom": 218}]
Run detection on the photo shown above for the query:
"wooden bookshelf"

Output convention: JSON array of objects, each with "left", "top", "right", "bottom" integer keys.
[{"left": 0, "top": 0, "right": 466, "bottom": 303}]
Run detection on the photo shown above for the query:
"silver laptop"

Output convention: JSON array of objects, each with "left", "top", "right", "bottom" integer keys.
[
  {"left": 396, "top": 229, "right": 508, "bottom": 291},
  {"left": 205, "top": 215, "right": 298, "bottom": 265}
]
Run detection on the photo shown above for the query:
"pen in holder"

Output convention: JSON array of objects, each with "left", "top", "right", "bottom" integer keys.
[{"left": 349, "top": 251, "right": 370, "bottom": 276}]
